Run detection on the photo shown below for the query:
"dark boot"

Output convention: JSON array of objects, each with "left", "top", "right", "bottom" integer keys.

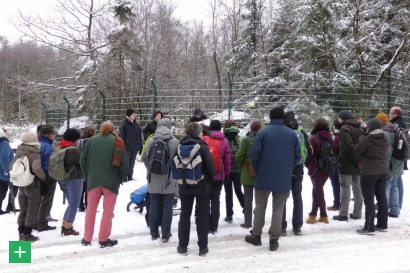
[
  {"left": 245, "top": 234, "right": 262, "bottom": 246},
  {"left": 269, "top": 239, "right": 279, "bottom": 251},
  {"left": 22, "top": 226, "right": 39, "bottom": 242},
  {"left": 18, "top": 225, "right": 24, "bottom": 240}
]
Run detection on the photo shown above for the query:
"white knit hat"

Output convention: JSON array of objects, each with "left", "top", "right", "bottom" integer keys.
[{"left": 20, "top": 132, "right": 38, "bottom": 144}]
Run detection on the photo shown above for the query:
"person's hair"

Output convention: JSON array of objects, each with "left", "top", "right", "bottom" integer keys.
[
  {"left": 313, "top": 117, "right": 329, "bottom": 129},
  {"left": 269, "top": 107, "right": 285, "bottom": 120},
  {"left": 202, "top": 124, "right": 210, "bottom": 136},
  {"left": 333, "top": 119, "right": 341, "bottom": 130},
  {"left": 83, "top": 125, "right": 96, "bottom": 138},
  {"left": 391, "top": 106, "right": 403, "bottom": 116},
  {"left": 100, "top": 123, "right": 114, "bottom": 135},
  {"left": 353, "top": 114, "right": 363, "bottom": 121},
  {"left": 185, "top": 122, "right": 200, "bottom": 136},
  {"left": 250, "top": 121, "right": 262, "bottom": 132},
  {"left": 224, "top": 120, "right": 237, "bottom": 129},
  {"left": 36, "top": 125, "right": 43, "bottom": 133}
]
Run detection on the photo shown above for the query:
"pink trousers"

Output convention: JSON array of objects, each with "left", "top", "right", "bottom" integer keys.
[{"left": 83, "top": 187, "right": 117, "bottom": 242}]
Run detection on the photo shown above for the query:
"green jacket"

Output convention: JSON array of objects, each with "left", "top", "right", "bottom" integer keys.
[
  {"left": 80, "top": 133, "right": 128, "bottom": 194},
  {"left": 235, "top": 132, "right": 256, "bottom": 185}
]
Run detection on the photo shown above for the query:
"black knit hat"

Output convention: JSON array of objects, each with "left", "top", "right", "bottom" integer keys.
[
  {"left": 63, "top": 128, "right": 81, "bottom": 142},
  {"left": 284, "top": 111, "right": 298, "bottom": 126},
  {"left": 209, "top": 120, "right": 222, "bottom": 131},
  {"left": 338, "top": 110, "right": 353, "bottom": 120},
  {"left": 126, "top": 108, "right": 136, "bottom": 117}
]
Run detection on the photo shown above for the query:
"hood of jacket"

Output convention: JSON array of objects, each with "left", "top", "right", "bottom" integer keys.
[
  {"left": 315, "top": 130, "right": 332, "bottom": 140},
  {"left": 154, "top": 126, "right": 173, "bottom": 141},
  {"left": 180, "top": 136, "right": 205, "bottom": 146},
  {"left": 383, "top": 122, "right": 398, "bottom": 133},
  {"left": 366, "top": 129, "right": 388, "bottom": 146},
  {"left": 341, "top": 118, "right": 361, "bottom": 129},
  {"left": 209, "top": 130, "right": 225, "bottom": 139},
  {"left": 15, "top": 144, "right": 40, "bottom": 158}
]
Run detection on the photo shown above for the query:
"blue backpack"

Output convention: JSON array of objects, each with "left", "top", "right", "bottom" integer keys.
[{"left": 172, "top": 143, "right": 203, "bottom": 185}]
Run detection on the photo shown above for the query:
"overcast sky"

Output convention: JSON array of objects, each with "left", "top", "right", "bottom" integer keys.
[{"left": 0, "top": 0, "right": 209, "bottom": 42}]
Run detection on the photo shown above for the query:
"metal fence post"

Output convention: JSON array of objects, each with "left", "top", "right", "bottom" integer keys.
[
  {"left": 99, "top": 91, "right": 106, "bottom": 122},
  {"left": 228, "top": 72, "right": 232, "bottom": 120},
  {"left": 151, "top": 79, "right": 157, "bottom": 110},
  {"left": 63, "top": 96, "right": 70, "bottom": 129},
  {"left": 387, "top": 68, "right": 392, "bottom": 110}
]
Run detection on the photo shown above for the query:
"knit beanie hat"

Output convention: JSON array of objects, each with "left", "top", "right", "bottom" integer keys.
[
  {"left": 126, "top": 108, "right": 136, "bottom": 117},
  {"left": 63, "top": 128, "right": 81, "bottom": 142},
  {"left": 209, "top": 120, "right": 222, "bottom": 131},
  {"left": 376, "top": 112, "right": 389, "bottom": 125},
  {"left": 366, "top": 118, "right": 382, "bottom": 131},
  {"left": 20, "top": 132, "right": 38, "bottom": 144},
  {"left": 284, "top": 111, "right": 298, "bottom": 126},
  {"left": 338, "top": 110, "right": 353, "bottom": 120},
  {"left": 157, "top": 118, "right": 172, "bottom": 129}
]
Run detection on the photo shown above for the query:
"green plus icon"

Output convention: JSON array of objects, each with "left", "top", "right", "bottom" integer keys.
[{"left": 9, "top": 241, "right": 32, "bottom": 263}]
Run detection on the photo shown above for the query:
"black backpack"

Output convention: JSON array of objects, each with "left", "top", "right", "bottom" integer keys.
[
  {"left": 147, "top": 139, "right": 170, "bottom": 181},
  {"left": 391, "top": 128, "right": 410, "bottom": 161},
  {"left": 316, "top": 135, "right": 337, "bottom": 174}
]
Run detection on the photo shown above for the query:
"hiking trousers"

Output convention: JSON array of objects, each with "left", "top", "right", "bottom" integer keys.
[{"left": 339, "top": 174, "right": 363, "bottom": 218}]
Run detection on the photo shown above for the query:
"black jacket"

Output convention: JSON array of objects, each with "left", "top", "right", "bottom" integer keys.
[
  {"left": 143, "top": 120, "right": 158, "bottom": 140},
  {"left": 189, "top": 114, "right": 208, "bottom": 123},
  {"left": 390, "top": 116, "right": 407, "bottom": 129},
  {"left": 119, "top": 118, "right": 143, "bottom": 152},
  {"left": 177, "top": 136, "right": 215, "bottom": 197},
  {"left": 338, "top": 119, "right": 365, "bottom": 175}
]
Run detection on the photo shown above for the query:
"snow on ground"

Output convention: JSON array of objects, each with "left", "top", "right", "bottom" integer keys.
[{"left": 1, "top": 161, "right": 410, "bottom": 272}]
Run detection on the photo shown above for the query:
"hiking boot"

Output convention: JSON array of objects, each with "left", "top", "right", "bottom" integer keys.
[
  {"left": 388, "top": 212, "right": 399, "bottom": 218},
  {"left": 375, "top": 227, "right": 388, "bottom": 232},
  {"left": 306, "top": 215, "right": 317, "bottom": 224},
  {"left": 269, "top": 239, "right": 279, "bottom": 251},
  {"left": 240, "top": 223, "right": 252, "bottom": 229},
  {"left": 161, "top": 233, "right": 172, "bottom": 243},
  {"left": 281, "top": 228, "right": 287, "bottom": 236},
  {"left": 224, "top": 216, "right": 233, "bottom": 223},
  {"left": 245, "top": 235, "right": 262, "bottom": 246},
  {"left": 292, "top": 227, "right": 302, "bottom": 236},
  {"left": 199, "top": 247, "right": 209, "bottom": 257},
  {"left": 177, "top": 246, "right": 188, "bottom": 256},
  {"left": 99, "top": 239, "right": 118, "bottom": 248},
  {"left": 333, "top": 215, "right": 348, "bottom": 221},
  {"left": 356, "top": 228, "right": 375, "bottom": 236},
  {"left": 327, "top": 206, "right": 339, "bottom": 211},
  {"left": 81, "top": 238, "right": 91, "bottom": 246},
  {"left": 38, "top": 225, "right": 57, "bottom": 232},
  {"left": 349, "top": 213, "right": 361, "bottom": 220},
  {"left": 318, "top": 216, "right": 329, "bottom": 224},
  {"left": 22, "top": 234, "right": 39, "bottom": 242},
  {"left": 63, "top": 227, "right": 80, "bottom": 236}
]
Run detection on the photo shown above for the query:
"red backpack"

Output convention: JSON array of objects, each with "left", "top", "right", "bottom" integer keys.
[{"left": 203, "top": 136, "right": 222, "bottom": 173}]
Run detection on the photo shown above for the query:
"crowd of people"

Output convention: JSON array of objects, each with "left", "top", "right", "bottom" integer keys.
[{"left": 0, "top": 106, "right": 407, "bottom": 255}]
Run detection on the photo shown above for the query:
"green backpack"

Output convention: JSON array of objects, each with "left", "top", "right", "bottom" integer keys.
[{"left": 48, "top": 146, "right": 76, "bottom": 180}]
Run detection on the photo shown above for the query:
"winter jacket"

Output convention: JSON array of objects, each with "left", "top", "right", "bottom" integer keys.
[
  {"left": 224, "top": 126, "right": 241, "bottom": 173},
  {"left": 38, "top": 135, "right": 54, "bottom": 175},
  {"left": 333, "top": 130, "right": 340, "bottom": 158},
  {"left": 58, "top": 141, "right": 84, "bottom": 180},
  {"left": 383, "top": 122, "right": 404, "bottom": 179},
  {"left": 143, "top": 110, "right": 164, "bottom": 140},
  {"left": 205, "top": 130, "right": 231, "bottom": 181},
  {"left": 119, "top": 118, "right": 143, "bottom": 153},
  {"left": 235, "top": 131, "right": 256, "bottom": 186},
  {"left": 306, "top": 130, "right": 333, "bottom": 181},
  {"left": 177, "top": 136, "right": 215, "bottom": 196},
  {"left": 288, "top": 124, "right": 312, "bottom": 176},
  {"left": 189, "top": 114, "right": 208, "bottom": 123},
  {"left": 250, "top": 119, "right": 301, "bottom": 192},
  {"left": 142, "top": 126, "right": 179, "bottom": 195},
  {"left": 0, "top": 137, "right": 14, "bottom": 182},
  {"left": 11, "top": 144, "right": 46, "bottom": 186},
  {"left": 390, "top": 116, "right": 407, "bottom": 129},
  {"left": 338, "top": 119, "right": 364, "bottom": 175},
  {"left": 354, "top": 129, "right": 389, "bottom": 175},
  {"left": 80, "top": 133, "right": 128, "bottom": 194}
]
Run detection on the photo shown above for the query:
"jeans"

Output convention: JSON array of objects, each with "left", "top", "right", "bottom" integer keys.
[
  {"left": 209, "top": 181, "right": 223, "bottom": 232},
  {"left": 149, "top": 193, "right": 174, "bottom": 238},
  {"left": 386, "top": 176, "right": 400, "bottom": 215},
  {"left": 224, "top": 172, "right": 245, "bottom": 217},
  {"left": 59, "top": 179, "right": 83, "bottom": 223},
  {"left": 397, "top": 175, "right": 403, "bottom": 209},
  {"left": 282, "top": 175, "right": 303, "bottom": 229},
  {"left": 360, "top": 174, "right": 388, "bottom": 231},
  {"left": 330, "top": 169, "right": 340, "bottom": 208},
  {"left": 178, "top": 194, "right": 210, "bottom": 249}
]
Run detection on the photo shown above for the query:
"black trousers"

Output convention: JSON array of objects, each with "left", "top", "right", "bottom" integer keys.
[
  {"left": 0, "top": 181, "right": 19, "bottom": 211},
  {"left": 360, "top": 174, "right": 388, "bottom": 231},
  {"left": 209, "top": 181, "right": 223, "bottom": 232},
  {"left": 127, "top": 149, "right": 138, "bottom": 181}
]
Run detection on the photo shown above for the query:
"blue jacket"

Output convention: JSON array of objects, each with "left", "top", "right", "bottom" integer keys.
[
  {"left": 250, "top": 119, "right": 301, "bottom": 192},
  {"left": 38, "top": 135, "right": 54, "bottom": 175},
  {"left": 0, "top": 137, "right": 14, "bottom": 182}
]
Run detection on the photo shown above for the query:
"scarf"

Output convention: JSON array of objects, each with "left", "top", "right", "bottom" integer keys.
[
  {"left": 58, "top": 139, "right": 77, "bottom": 148},
  {"left": 112, "top": 133, "right": 125, "bottom": 167}
]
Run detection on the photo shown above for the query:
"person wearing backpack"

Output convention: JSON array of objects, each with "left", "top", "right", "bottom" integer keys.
[
  {"left": 0, "top": 128, "right": 15, "bottom": 215},
  {"left": 13, "top": 132, "right": 46, "bottom": 242},
  {"left": 142, "top": 118, "right": 179, "bottom": 242},
  {"left": 56, "top": 128, "right": 84, "bottom": 236},
  {"left": 306, "top": 118, "right": 334, "bottom": 224},
  {"left": 235, "top": 121, "right": 262, "bottom": 229},
  {"left": 223, "top": 120, "right": 244, "bottom": 224},
  {"left": 327, "top": 119, "right": 341, "bottom": 211},
  {"left": 80, "top": 121, "right": 128, "bottom": 248},
  {"left": 203, "top": 120, "right": 231, "bottom": 234},
  {"left": 281, "top": 111, "right": 313, "bottom": 235},
  {"left": 119, "top": 108, "right": 143, "bottom": 181},
  {"left": 354, "top": 118, "right": 389, "bottom": 235},
  {"left": 333, "top": 110, "right": 364, "bottom": 221},
  {"left": 174, "top": 122, "right": 215, "bottom": 256}
]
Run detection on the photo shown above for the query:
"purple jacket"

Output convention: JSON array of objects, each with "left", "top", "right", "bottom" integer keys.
[
  {"left": 206, "top": 131, "right": 231, "bottom": 181},
  {"left": 307, "top": 130, "right": 332, "bottom": 180}
]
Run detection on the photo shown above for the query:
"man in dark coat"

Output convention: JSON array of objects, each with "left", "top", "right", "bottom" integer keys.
[
  {"left": 333, "top": 110, "right": 364, "bottom": 221},
  {"left": 143, "top": 109, "right": 163, "bottom": 141},
  {"left": 189, "top": 108, "right": 208, "bottom": 123},
  {"left": 119, "top": 109, "right": 143, "bottom": 181},
  {"left": 245, "top": 107, "right": 301, "bottom": 251}
]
